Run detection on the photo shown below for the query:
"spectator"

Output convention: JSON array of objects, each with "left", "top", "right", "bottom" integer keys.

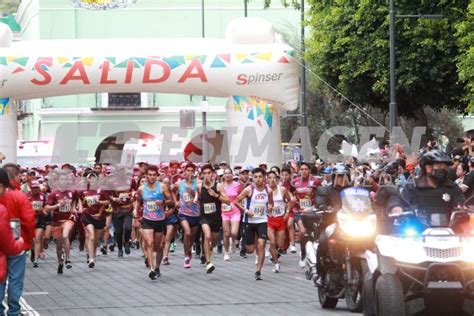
[
  {"left": 0, "top": 168, "right": 36, "bottom": 316},
  {"left": 2, "top": 163, "right": 21, "bottom": 190},
  {"left": 0, "top": 202, "right": 25, "bottom": 312}
]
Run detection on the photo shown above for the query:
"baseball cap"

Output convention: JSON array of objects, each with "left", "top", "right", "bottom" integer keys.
[
  {"left": 0, "top": 168, "right": 13, "bottom": 189},
  {"left": 454, "top": 155, "right": 462, "bottom": 161},
  {"left": 242, "top": 165, "right": 253, "bottom": 173},
  {"left": 216, "top": 169, "right": 224, "bottom": 176},
  {"left": 30, "top": 180, "right": 41, "bottom": 188},
  {"left": 233, "top": 165, "right": 242, "bottom": 170}
]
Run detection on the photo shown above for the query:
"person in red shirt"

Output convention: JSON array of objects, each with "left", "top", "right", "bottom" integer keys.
[
  {"left": 0, "top": 203, "right": 25, "bottom": 282},
  {"left": 78, "top": 171, "right": 110, "bottom": 268},
  {"left": 27, "top": 180, "right": 47, "bottom": 268},
  {"left": 292, "top": 162, "right": 320, "bottom": 268},
  {"left": 0, "top": 168, "right": 35, "bottom": 316},
  {"left": 45, "top": 172, "right": 78, "bottom": 274}
]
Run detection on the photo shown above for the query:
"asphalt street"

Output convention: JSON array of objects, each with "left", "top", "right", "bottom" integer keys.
[{"left": 13, "top": 242, "right": 355, "bottom": 316}]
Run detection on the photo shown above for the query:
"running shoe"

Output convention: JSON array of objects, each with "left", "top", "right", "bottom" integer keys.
[
  {"left": 298, "top": 258, "right": 306, "bottom": 268},
  {"left": 148, "top": 269, "right": 157, "bottom": 280},
  {"left": 223, "top": 253, "right": 230, "bottom": 261},
  {"left": 289, "top": 245, "right": 297, "bottom": 253},
  {"left": 240, "top": 252, "right": 247, "bottom": 259},
  {"left": 124, "top": 242, "right": 131, "bottom": 255},
  {"left": 206, "top": 262, "right": 215, "bottom": 274},
  {"left": 57, "top": 263, "right": 64, "bottom": 275},
  {"left": 255, "top": 271, "right": 262, "bottom": 281},
  {"left": 88, "top": 259, "right": 95, "bottom": 269},
  {"left": 154, "top": 268, "right": 161, "bottom": 277},
  {"left": 200, "top": 255, "right": 206, "bottom": 265},
  {"left": 33, "top": 261, "right": 39, "bottom": 268},
  {"left": 30, "top": 249, "right": 35, "bottom": 263},
  {"left": 39, "top": 252, "right": 46, "bottom": 260},
  {"left": 118, "top": 249, "right": 124, "bottom": 258},
  {"left": 170, "top": 243, "right": 176, "bottom": 253},
  {"left": 135, "top": 240, "right": 140, "bottom": 249},
  {"left": 109, "top": 244, "right": 115, "bottom": 252},
  {"left": 100, "top": 246, "right": 107, "bottom": 255},
  {"left": 65, "top": 260, "right": 72, "bottom": 269},
  {"left": 184, "top": 257, "right": 191, "bottom": 269},
  {"left": 272, "top": 263, "right": 281, "bottom": 273},
  {"left": 163, "top": 256, "right": 170, "bottom": 265}
]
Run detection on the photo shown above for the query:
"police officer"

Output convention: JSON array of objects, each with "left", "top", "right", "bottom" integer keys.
[
  {"left": 387, "top": 150, "right": 465, "bottom": 221},
  {"left": 315, "top": 163, "right": 351, "bottom": 286}
]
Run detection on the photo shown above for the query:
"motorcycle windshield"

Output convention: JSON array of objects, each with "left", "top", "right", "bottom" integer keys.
[{"left": 340, "top": 187, "right": 373, "bottom": 218}]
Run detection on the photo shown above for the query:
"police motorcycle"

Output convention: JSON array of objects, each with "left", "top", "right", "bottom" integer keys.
[
  {"left": 362, "top": 208, "right": 474, "bottom": 316},
  {"left": 303, "top": 187, "right": 376, "bottom": 312}
]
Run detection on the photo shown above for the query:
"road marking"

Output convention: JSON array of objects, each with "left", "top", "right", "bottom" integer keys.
[
  {"left": 22, "top": 292, "right": 48, "bottom": 296},
  {"left": 20, "top": 296, "right": 40, "bottom": 316}
]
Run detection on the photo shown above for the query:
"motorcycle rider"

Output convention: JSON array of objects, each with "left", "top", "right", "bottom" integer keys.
[
  {"left": 315, "top": 163, "right": 352, "bottom": 286},
  {"left": 387, "top": 150, "right": 465, "bottom": 221}
]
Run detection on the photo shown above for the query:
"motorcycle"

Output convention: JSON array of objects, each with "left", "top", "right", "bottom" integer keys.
[
  {"left": 363, "top": 208, "right": 474, "bottom": 316},
  {"left": 302, "top": 187, "right": 377, "bottom": 312}
]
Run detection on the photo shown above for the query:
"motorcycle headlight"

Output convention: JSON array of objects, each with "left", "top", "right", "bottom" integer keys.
[
  {"left": 337, "top": 212, "right": 376, "bottom": 237},
  {"left": 462, "top": 238, "right": 474, "bottom": 262},
  {"left": 376, "top": 235, "right": 426, "bottom": 264}
]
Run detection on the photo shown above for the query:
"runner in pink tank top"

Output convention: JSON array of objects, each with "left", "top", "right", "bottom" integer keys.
[{"left": 221, "top": 168, "right": 242, "bottom": 261}]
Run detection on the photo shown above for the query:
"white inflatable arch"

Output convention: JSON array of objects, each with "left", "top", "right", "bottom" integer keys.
[{"left": 0, "top": 18, "right": 299, "bottom": 166}]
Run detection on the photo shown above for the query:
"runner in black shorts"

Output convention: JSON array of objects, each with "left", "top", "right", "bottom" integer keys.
[
  {"left": 198, "top": 164, "right": 230, "bottom": 274},
  {"left": 27, "top": 180, "right": 46, "bottom": 267},
  {"left": 133, "top": 165, "right": 174, "bottom": 280}
]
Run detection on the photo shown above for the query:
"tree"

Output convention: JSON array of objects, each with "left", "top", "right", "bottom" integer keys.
[
  {"left": 305, "top": 0, "right": 470, "bottom": 117},
  {"left": 456, "top": 1, "right": 474, "bottom": 111},
  {"left": 0, "top": 0, "right": 19, "bottom": 16}
]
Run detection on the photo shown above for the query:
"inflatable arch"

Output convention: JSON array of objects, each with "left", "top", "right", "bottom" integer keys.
[{"left": 0, "top": 18, "right": 299, "bottom": 166}]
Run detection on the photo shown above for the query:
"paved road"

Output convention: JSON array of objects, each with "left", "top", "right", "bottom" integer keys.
[{"left": 18, "top": 242, "right": 355, "bottom": 315}]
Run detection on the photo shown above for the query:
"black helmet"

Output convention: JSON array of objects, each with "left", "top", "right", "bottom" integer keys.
[
  {"left": 420, "top": 150, "right": 452, "bottom": 169},
  {"left": 332, "top": 163, "right": 350, "bottom": 175}
]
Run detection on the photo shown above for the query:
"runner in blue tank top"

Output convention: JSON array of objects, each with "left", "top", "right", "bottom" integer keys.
[{"left": 133, "top": 165, "right": 174, "bottom": 280}]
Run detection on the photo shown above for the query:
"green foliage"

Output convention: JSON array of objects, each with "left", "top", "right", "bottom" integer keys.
[
  {"left": 305, "top": 0, "right": 470, "bottom": 117},
  {"left": 456, "top": 2, "right": 474, "bottom": 111},
  {"left": 0, "top": 0, "right": 19, "bottom": 16},
  {"left": 246, "top": 0, "right": 301, "bottom": 10}
]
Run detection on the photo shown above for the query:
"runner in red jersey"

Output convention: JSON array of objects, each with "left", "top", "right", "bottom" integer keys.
[
  {"left": 291, "top": 162, "right": 320, "bottom": 267},
  {"left": 45, "top": 172, "right": 78, "bottom": 274},
  {"left": 78, "top": 171, "right": 110, "bottom": 268},
  {"left": 27, "top": 180, "right": 46, "bottom": 268}
]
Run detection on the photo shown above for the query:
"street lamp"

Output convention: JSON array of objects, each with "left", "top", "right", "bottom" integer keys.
[{"left": 388, "top": 0, "right": 442, "bottom": 133}]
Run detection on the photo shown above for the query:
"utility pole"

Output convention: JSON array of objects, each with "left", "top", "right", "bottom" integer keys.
[
  {"left": 201, "top": 0, "right": 209, "bottom": 163},
  {"left": 389, "top": 0, "right": 397, "bottom": 133}
]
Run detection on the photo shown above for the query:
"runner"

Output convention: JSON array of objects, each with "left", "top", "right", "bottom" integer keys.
[
  {"left": 175, "top": 163, "right": 200, "bottom": 269},
  {"left": 221, "top": 168, "right": 241, "bottom": 261},
  {"left": 236, "top": 167, "right": 274, "bottom": 280},
  {"left": 280, "top": 167, "right": 297, "bottom": 253},
  {"left": 267, "top": 171, "right": 294, "bottom": 273},
  {"left": 27, "top": 180, "right": 46, "bottom": 268},
  {"left": 78, "top": 171, "right": 110, "bottom": 268},
  {"left": 133, "top": 165, "right": 174, "bottom": 280},
  {"left": 162, "top": 175, "right": 179, "bottom": 265},
  {"left": 238, "top": 166, "right": 252, "bottom": 258},
  {"left": 199, "top": 164, "right": 230, "bottom": 274},
  {"left": 45, "top": 172, "right": 78, "bottom": 274},
  {"left": 292, "top": 162, "right": 319, "bottom": 267}
]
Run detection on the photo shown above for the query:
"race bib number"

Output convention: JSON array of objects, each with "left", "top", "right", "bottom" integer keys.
[
  {"left": 273, "top": 204, "right": 285, "bottom": 216},
  {"left": 203, "top": 203, "right": 217, "bottom": 214},
  {"left": 31, "top": 201, "right": 43, "bottom": 211},
  {"left": 85, "top": 196, "right": 98, "bottom": 206},
  {"left": 146, "top": 201, "right": 158, "bottom": 212},
  {"left": 222, "top": 203, "right": 232, "bottom": 212},
  {"left": 182, "top": 192, "right": 193, "bottom": 203},
  {"left": 118, "top": 193, "right": 129, "bottom": 202},
  {"left": 299, "top": 199, "right": 312, "bottom": 209},
  {"left": 252, "top": 203, "right": 266, "bottom": 217},
  {"left": 59, "top": 202, "right": 71, "bottom": 213}
]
